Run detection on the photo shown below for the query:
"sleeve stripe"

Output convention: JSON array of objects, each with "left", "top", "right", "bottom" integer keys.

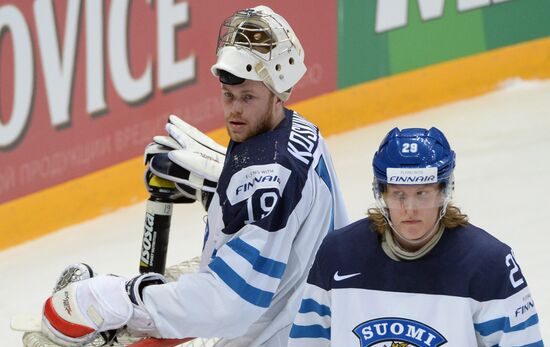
[
  {"left": 209, "top": 257, "right": 274, "bottom": 308},
  {"left": 227, "top": 237, "right": 287, "bottom": 279},
  {"left": 289, "top": 324, "right": 331, "bottom": 339},
  {"left": 474, "top": 313, "right": 539, "bottom": 336},
  {"left": 520, "top": 341, "right": 545, "bottom": 347},
  {"left": 315, "top": 156, "right": 332, "bottom": 194},
  {"left": 315, "top": 156, "right": 334, "bottom": 233},
  {"left": 298, "top": 298, "right": 331, "bottom": 317}
]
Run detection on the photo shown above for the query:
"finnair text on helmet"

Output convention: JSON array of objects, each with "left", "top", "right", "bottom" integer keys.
[
  {"left": 386, "top": 167, "right": 438, "bottom": 184},
  {"left": 389, "top": 175, "right": 437, "bottom": 184},
  {"left": 287, "top": 115, "right": 318, "bottom": 165}
]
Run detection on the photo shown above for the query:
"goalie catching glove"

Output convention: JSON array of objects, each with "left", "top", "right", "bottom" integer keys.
[
  {"left": 145, "top": 115, "right": 226, "bottom": 210},
  {"left": 41, "top": 263, "right": 166, "bottom": 346}
]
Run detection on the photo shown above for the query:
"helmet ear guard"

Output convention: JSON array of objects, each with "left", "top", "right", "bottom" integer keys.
[{"left": 211, "top": 6, "right": 307, "bottom": 101}]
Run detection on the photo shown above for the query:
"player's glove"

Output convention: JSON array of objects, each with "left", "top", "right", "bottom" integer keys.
[
  {"left": 144, "top": 142, "right": 195, "bottom": 204},
  {"left": 41, "top": 263, "right": 166, "bottom": 346},
  {"left": 144, "top": 115, "right": 226, "bottom": 210}
]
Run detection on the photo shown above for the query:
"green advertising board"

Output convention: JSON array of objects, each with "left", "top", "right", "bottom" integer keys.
[{"left": 338, "top": 0, "right": 550, "bottom": 88}]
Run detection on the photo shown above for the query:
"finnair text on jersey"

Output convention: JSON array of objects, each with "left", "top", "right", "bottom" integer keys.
[
  {"left": 287, "top": 115, "right": 318, "bottom": 165},
  {"left": 226, "top": 164, "right": 292, "bottom": 205},
  {"left": 236, "top": 175, "right": 282, "bottom": 195},
  {"left": 516, "top": 300, "right": 535, "bottom": 317}
]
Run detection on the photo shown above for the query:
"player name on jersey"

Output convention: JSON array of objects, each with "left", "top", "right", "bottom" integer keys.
[{"left": 287, "top": 114, "right": 318, "bottom": 165}]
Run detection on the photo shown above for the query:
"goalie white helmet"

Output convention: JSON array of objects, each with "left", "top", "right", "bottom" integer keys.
[{"left": 211, "top": 6, "right": 307, "bottom": 101}]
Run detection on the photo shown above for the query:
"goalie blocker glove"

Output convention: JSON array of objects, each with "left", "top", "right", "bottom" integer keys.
[
  {"left": 144, "top": 114, "right": 226, "bottom": 210},
  {"left": 41, "top": 263, "right": 166, "bottom": 346}
]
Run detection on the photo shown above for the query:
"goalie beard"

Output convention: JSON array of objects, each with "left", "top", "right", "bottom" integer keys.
[{"left": 139, "top": 195, "right": 173, "bottom": 274}]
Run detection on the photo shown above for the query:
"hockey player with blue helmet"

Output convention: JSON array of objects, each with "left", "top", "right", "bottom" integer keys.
[
  {"left": 290, "top": 127, "right": 543, "bottom": 346},
  {"left": 371, "top": 127, "right": 458, "bottom": 256}
]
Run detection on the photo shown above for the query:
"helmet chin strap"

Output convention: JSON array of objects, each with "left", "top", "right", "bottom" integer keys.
[
  {"left": 373, "top": 179, "right": 454, "bottom": 259},
  {"left": 379, "top": 198, "right": 450, "bottom": 260},
  {"left": 389, "top": 218, "right": 440, "bottom": 250},
  {"left": 383, "top": 222, "right": 445, "bottom": 261},
  {"left": 398, "top": 196, "right": 448, "bottom": 242}
]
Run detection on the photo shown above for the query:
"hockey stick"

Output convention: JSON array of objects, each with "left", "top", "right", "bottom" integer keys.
[
  {"left": 139, "top": 195, "right": 173, "bottom": 275},
  {"left": 134, "top": 196, "right": 202, "bottom": 346},
  {"left": 133, "top": 197, "right": 180, "bottom": 346}
]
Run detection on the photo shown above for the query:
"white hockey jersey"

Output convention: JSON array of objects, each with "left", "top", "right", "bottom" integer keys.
[
  {"left": 289, "top": 218, "right": 544, "bottom": 347},
  {"left": 143, "top": 109, "right": 349, "bottom": 346}
]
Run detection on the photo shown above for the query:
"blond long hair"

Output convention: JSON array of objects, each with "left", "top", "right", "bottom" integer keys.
[{"left": 367, "top": 203, "right": 469, "bottom": 235}]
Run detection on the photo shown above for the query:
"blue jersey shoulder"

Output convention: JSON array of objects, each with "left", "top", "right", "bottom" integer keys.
[
  {"left": 217, "top": 109, "right": 320, "bottom": 234},
  {"left": 436, "top": 223, "right": 527, "bottom": 301},
  {"left": 308, "top": 219, "right": 526, "bottom": 301},
  {"left": 307, "top": 218, "right": 374, "bottom": 290}
]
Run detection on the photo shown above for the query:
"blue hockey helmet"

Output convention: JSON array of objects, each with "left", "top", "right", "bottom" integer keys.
[{"left": 372, "top": 127, "right": 455, "bottom": 187}]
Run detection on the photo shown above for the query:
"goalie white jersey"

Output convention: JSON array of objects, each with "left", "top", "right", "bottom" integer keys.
[
  {"left": 289, "top": 218, "right": 544, "bottom": 347},
  {"left": 143, "top": 109, "right": 349, "bottom": 346}
]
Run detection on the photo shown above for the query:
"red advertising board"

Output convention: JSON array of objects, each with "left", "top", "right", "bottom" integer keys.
[{"left": 0, "top": 0, "right": 337, "bottom": 204}]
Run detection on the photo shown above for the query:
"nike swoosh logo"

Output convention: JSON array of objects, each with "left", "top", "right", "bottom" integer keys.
[{"left": 333, "top": 271, "right": 361, "bottom": 281}]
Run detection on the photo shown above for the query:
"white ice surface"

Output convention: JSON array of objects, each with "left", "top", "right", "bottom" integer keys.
[{"left": 2, "top": 79, "right": 549, "bottom": 345}]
